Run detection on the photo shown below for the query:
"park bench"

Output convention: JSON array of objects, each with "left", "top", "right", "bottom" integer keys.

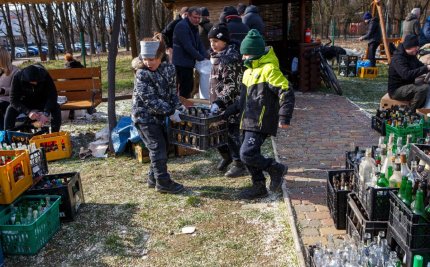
[{"left": 48, "top": 66, "right": 102, "bottom": 114}]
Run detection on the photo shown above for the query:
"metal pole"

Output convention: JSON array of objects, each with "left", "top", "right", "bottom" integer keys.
[{"left": 80, "top": 31, "right": 86, "bottom": 67}]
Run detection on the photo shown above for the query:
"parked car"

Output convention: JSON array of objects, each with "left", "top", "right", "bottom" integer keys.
[
  {"left": 26, "top": 47, "right": 38, "bottom": 56},
  {"left": 7, "top": 47, "right": 27, "bottom": 58}
]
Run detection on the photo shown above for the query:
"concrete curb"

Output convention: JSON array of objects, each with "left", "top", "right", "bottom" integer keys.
[{"left": 271, "top": 136, "right": 307, "bottom": 267}]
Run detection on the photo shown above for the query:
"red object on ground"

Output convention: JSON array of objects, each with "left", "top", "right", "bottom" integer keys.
[{"left": 305, "top": 28, "right": 312, "bottom": 43}]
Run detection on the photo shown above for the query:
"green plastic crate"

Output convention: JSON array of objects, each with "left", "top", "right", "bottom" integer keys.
[
  {"left": 0, "top": 195, "right": 61, "bottom": 255},
  {"left": 385, "top": 123, "right": 423, "bottom": 145}
]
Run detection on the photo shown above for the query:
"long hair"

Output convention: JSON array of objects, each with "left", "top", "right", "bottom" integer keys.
[{"left": 0, "top": 47, "right": 13, "bottom": 75}]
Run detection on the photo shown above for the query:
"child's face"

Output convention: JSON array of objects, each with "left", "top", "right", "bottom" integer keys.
[
  {"left": 143, "top": 57, "right": 162, "bottom": 71},
  {"left": 210, "top": 38, "right": 227, "bottom": 53},
  {"left": 242, "top": 54, "right": 254, "bottom": 60}
]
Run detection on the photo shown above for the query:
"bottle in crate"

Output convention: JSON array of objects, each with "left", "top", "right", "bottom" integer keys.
[
  {"left": 389, "top": 160, "right": 402, "bottom": 188},
  {"left": 359, "top": 148, "right": 376, "bottom": 197}
]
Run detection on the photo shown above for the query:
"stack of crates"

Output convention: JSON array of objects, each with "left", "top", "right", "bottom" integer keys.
[{"left": 338, "top": 55, "right": 358, "bottom": 77}]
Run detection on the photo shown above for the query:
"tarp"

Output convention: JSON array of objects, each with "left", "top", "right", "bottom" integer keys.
[{"left": 111, "top": 116, "right": 141, "bottom": 154}]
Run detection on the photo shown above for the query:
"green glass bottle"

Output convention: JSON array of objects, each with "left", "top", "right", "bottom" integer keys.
[
  {"left": 387, "top": 165, "right": 394, "bottom": 180},
  {"left": 377, "top": 172, "right": 389, "bottom": 188},
  {"left": 413, "top": 189, "right": 426, "bottom": 217},
  {"left": 402, "top": 180, "right": 413, "bottom": 207},
  {"left": 398, "top": 176, "right": 408, "bottom": 199},
  {"left": 413, "top": 255, "right": 423, "bottom": 267}
]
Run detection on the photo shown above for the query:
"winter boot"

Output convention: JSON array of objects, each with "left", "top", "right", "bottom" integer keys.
[
  {"left": 156, "top": 179, "right": 185, "bottom": 194},
  {"left": 217, "top": 152, "right": 232, "bottom": 172},
  {"left": 266, "top": 161, "right": 288, "bottom": 193},
  {"left": 238, "top": 180, "right": 268, "bottom": 200},
  {"left": 225, "top": 161, "right": 247, "bottom": 178},
  {"left": 147, "top": 173, "right": 156, "bottom": 188}
]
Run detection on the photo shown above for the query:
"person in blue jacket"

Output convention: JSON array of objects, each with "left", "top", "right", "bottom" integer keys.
[
  {"left": 359, "top": 12, "right": 381, "bottom": 67},
  {"left": 419, "top": 16, "right": 430, "bottom": 46},
  {"left": 172, "top": 6, "right": 208, "bottom": 99}
]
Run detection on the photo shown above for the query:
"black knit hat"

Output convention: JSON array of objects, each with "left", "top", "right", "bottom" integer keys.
[
  {"left": 208, "top": 23, "right": 230, "bottom": 43},
  {"left": 403, "top": 34, "right": 419, "bottom": 49},
  {"left": 219, "top": 6, "right": 238, "bottom": 23},
  {"left": 200, "top": 7, "right": 209, "bottom": 17}
]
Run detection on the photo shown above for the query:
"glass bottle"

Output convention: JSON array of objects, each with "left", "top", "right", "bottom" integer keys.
[
  {"left": 394, "top": 136, "right": 403, "bottom": 155},
  {"left": 381, "top": 146, "right": 394, "bottom": 176},
  {"left": 400, "top": 154, "right": 410, "bottom": 178},
  {"left": 399, "top": 134, "right": 413, "bottom": 159},
  {"left": 408, "top": 161, "right": 421, "bottom": 183},
  {"left": 413, "top": 255, "right": 423, "bottom": 267},
  {"left": 376, "top": 171, "right": 389, "bottom": 188},
  {"left": 389, "top": 160, "right": 402, "bottom": 188},
  {"left": 403, "top": 180, "right": 413, "bottom": 207},
  {"left": 399, "top": 176, "right": 408, "bottom": 199},
  {"left": 359, "top": 148, "right": 376, "bottom": 196},
  {"left": 413, "top": 189, "right": 426, "bottom": 218}
]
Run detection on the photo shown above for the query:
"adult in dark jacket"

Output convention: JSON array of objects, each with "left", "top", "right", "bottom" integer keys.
[
  {"left": 402, "top": 8, "right": 421, "bottom": 40},
  {"left": 172, "top": 6, "right": 208, "bottom": 98},
  {"left": 242, "top": 5, "right": 265, "bottom": 35},
  {"left": 388, "top": 35, "right": 430, "bottom": 111},
  {"left": 161, "top": 6, "right": 188, "bottom": 62},
  {"left": 219, "top": 6, "right": 249, "bottom": 46},
  {"left": 419, "top": 16, "right": 430, "bottom": 46},
  {"left": 198, "top": 7, "right": 213, "bottom": 51},
  {"left": 4, "top": 64, "right": 61, "bottom": 132},
  {"left": 64, "top": 53, "right": 84, "bottom": 68},
  {"left": 359, "top": 12, "right": 381, "bottom": 67}
]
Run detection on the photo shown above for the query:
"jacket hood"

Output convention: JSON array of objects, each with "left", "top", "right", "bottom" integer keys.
[
  {"left": 21, "top": 64, "right": 47, "bottom": 82},
  {"left": 247, "top": 47, "right": 278, "bottom": 69},
  {"left": 244, "top": 5, "right": 259, "bottom": 15},
  {"left": 406, "top": 13, "right": 418, "bottom": 21}
]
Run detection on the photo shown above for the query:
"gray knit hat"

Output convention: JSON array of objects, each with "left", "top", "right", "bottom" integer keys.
[{"left": 140, "top": 41, "right": 160, "bottom": 58}]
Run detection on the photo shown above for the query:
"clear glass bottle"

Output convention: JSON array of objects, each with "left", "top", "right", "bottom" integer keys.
[
  {"left": 389, "top": 159, "right": 402, "bottom": 188},
  {"left": 408, "top": 161, "right": 421, "bottom": 183},
  {"left": 400, "top": 154, "right": 410, "bottom": 178},
  {"left": 359, "top": 148, "right": 376, "bottom": 195},
  {"left": 381, "top": 146, "right": 394, "bottom": 176}
]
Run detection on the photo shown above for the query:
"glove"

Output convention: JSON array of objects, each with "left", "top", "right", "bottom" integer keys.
[
  {"left": 210, "top": 103, "right": 219, "bottom": 114},
  {"left": 169, "top": 110, "right": 182, "bottom": 123}
]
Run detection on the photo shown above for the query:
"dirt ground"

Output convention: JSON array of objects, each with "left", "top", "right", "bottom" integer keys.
[{"left": 5, "top": 100, "right": 299, "bottom": 267}]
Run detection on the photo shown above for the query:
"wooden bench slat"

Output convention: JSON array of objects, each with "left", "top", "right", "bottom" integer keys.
[
  {"left": 54, "top": 79, "right": 101, "bottom": 92},
  {"left": 49, "top": 67, "right": 101, "bottom": 80}
]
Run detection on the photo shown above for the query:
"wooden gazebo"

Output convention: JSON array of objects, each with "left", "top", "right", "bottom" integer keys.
[{"left": 163, "top": 0, "right": 320, "bottom": 92}]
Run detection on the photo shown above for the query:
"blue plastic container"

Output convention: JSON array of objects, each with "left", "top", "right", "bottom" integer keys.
[{"left": 356, "top": 60, "right": 371, "bottom": 72}]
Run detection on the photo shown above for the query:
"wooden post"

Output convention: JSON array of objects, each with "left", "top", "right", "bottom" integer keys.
[{"left": 375, "top": 0, "right": 391, "bottom": 63}]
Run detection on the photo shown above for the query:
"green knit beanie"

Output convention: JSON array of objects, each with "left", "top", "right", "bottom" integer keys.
[{"left": 240, "top": 29, "right": 265, "bottom": 56}]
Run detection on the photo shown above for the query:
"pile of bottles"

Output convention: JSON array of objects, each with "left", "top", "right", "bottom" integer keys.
[
  {"left": 375, "top": 106, "right": 422, "bottom": 128},
  {"left": 357, "top": 134, "right": 430, "bottom": 221},
  {"left": 39, "top": 139, "right": 67, "bottom": 153},
  {"left": 34, "top": 178, "right": 67, "bottom": 190},
  {"left": 0, "top": 142, "right": 37, "bottom": 153},
  {"left": 332, "top": 172, "right": 355, "bottom": 191},
  {"left": 7, "top": 197, "right": 52, "bottom": 225},
  {"left": 310, "top": 232, "right": 405, "bottom": 267}
]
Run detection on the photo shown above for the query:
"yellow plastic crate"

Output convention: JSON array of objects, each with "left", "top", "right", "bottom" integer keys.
[
  {"left": 359, "top": 67, "right": 378, "bottom": 78},
  {"left": 30, "top": 132, "right": 72, "bottom": 161},
  {"left": 0, "top": 150, "right": 32, "bottom": 204}
]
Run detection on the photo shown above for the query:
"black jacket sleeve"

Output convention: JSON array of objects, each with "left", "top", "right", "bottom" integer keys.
[
  {"left": 9, "top": 72, "right": 31, "bottom": 115},
  {"left": 392, "top": 56, "right": 427, "bottom": 81}
]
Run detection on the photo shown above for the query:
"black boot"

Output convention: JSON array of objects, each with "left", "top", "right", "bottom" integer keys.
[
  {"left": 266, "top": 161, "right": 288, "bottom": 193},
  {"left": 217, "top": 152, "right": 232, "bottom": 172},
  {"left": 238, "top": 181, "right": 268, "bottom": 200},
  {"left": 156, "top": 179, "right": 185, "bottom": 194},
  {"left": 225, "top": 161, "right": 247, "bottom": 178},
  {"left": 147, "top": 173, "right": 156, "bottom": 188}
]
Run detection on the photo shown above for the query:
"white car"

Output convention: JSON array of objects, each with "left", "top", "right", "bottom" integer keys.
[{"left": 7, "top": 47, "right": 27, "bottom": 58}]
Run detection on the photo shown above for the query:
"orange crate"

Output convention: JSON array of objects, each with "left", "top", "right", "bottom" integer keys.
[
  {"left": 29, "top": 132, "right": 72, "bottom": 161},
  {"left": 0, "top": 150, "right": 32, "bottom": 204},
  {"left": 359, "top": 67, "right": 378, "bottom": 78}
]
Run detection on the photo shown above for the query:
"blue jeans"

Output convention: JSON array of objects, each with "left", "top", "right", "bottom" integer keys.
[
  {"left": 217, "top": 123, "right": 241, "bottom": 161},
  {"left": 135, "top": 123, "right": 170, "bottom": 181},
  {"left": 240, "top": 130, "right": 272, "bottom": 182}
]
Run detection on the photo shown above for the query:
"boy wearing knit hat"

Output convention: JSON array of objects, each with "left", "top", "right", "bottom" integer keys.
[
  {"left": 208, "top": 23, "right": 247, "bottom": 178},
  {"left": 388, "top": 34, "right": 430, "bottom": 112},
  {"left": 131, "top": 34, "right": 186, "bottom": 194},
  {"left": 235, "top": 29, "right": 295, "bottom": 199},
  {"left": 359, "top": 11, "right": 381, "bottom": 67}
]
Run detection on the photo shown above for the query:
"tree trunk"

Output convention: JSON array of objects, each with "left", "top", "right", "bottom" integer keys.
[
  {"left": 124, "top": 0, "right": 138, "bottom": 58},
  {"left": 107, "top": 0, "right": 122, "bottom": 151},
  {"left": 139, "top": 0, "right": 153, "bottom": 39},
  {"left": 0, "top": 5, "right": 16, "bottom": 60},
  {"left": 46, "top": 4, "right": 56, "bottom": 60},
  {"left": 13, "top": 4, "right": 29, "bottom": 55},
  {"left": 58, "top": 3, "right": 72, "bottom": 53}
]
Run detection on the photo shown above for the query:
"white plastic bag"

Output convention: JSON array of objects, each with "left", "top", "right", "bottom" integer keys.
[{"left": 195, "top": 59, "right": 212, "bottom": 100}]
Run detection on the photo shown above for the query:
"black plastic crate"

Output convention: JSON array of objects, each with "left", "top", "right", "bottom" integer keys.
[
  {"left": 346, "top": 192, "right": 388, "bottom": 241},
  {"left": 371, "top": 116, "right": 386, "bottom": 136},
  {"left": 352, "top": 173, "right": 397, "bottom": 221},
  {"left": 29, "top": 148, "right": 48, "bottom": 183},
  {"left": 327, "top": 169, "right": 354, "bottom": 230},
  {"left": 387, "top": 225, "right": 430, "bottom": 267},
  {"left": 307, "top": 245, "right": 317, "bottom": 267},
  {"left": 169, "top": 128, "right": 227, "bottom": 151},
  {"left": 171, "top": 107, "right": 226, "bottom": 135},
  {"left": 26, "top": 172, "right": 84, "bottom": 222},
  {"left": 389, "top": 191, "right": 430, "bottom": 249}
]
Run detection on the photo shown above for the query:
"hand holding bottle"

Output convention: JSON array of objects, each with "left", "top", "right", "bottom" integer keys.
[{"left": 169, "top": 110, "right": 182, "bottom": 123}]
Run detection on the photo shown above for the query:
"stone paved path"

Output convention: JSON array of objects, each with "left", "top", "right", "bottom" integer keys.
[{"left": 274, "top": 92, "right": 380, "bottom": 265}]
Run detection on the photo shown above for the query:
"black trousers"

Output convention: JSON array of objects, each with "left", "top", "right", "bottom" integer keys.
[
  {"left": 368, "top": 41, "right": 379, "bottom": 67},
  {"left": 390, "top": 84, "right": 428, "bottom": 111},
  {"left": 176, "top": 65, "right": 194, "bottom": 99},
  {"left": 240, "top": 130, "right": 272, "bottom": 183},
  {"left": 0, "top": 101, "right": 9, "bottom": 131},
  {"left": 4, "top": 103, "right": 62, "bottom": 132},
  {"left": 217, "top": 123, "right": 241, "bottom": 161}
]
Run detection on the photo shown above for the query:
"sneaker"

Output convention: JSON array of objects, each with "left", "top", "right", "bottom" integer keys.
[
  {"left": 238, "top": 181, "right": 268, "bottom": 200},
  {"left": 267, "top": 162, "right": 288, "bottom": 193},
  {"left": 225, "top": 161, "right": 247, "bottom": 178},
  {"left": 217, "top": 158, "right": 232, "bottom": 172},
  {"left": 156, "top": 179, "right": 185, "bottom": 194}
]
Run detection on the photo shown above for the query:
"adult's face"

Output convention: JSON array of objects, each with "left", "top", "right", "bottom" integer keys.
[
  {"left": 405, "top": 46, "right": 419, "bottom": 56},
  {"left": 188, "top": 11, "right": 201, "bottom": 26}
]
